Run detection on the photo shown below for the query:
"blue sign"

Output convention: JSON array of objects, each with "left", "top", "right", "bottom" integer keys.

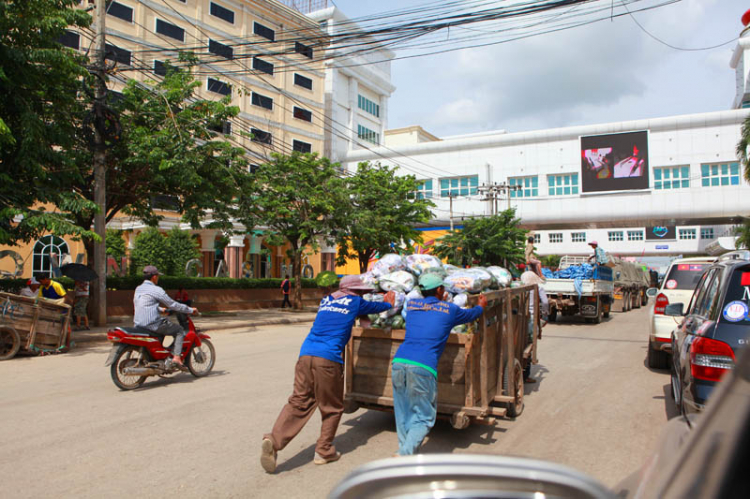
[{"left": 656, "top": 245, "right": 669, "bottom": 250}]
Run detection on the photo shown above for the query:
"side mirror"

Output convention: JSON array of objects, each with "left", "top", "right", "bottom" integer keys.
[
  {"left": 664, "top": 303, "right": 685, "bottom": 317},
  {"left": 646, "top": 287, "right": 658, "bottom": 298}
]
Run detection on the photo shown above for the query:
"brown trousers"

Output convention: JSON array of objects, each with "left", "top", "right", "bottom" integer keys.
[{"left": 264, "top": 355, "right": 344, "bottom": 459}]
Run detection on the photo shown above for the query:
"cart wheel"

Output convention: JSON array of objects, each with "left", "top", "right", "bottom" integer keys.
[
  {"left": 548, "top": 310, "right": 557, "bottom": 323},
  {"left": 450, "top": 411, "right": 470, "bottom": 430},
  {"left": 0, "top": 326, "right": 21, "bottom": 360},
  {"left": 503, "top": 359, "right": 524, "bottom": 418}
]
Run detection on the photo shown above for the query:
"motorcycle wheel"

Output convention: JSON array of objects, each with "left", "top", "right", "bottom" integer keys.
[
  {"left": 187, "top": 339, "right": 215, "bottom": 377},
  {"left": 110, "top": 345, "right": 147, "bottom": 390}
]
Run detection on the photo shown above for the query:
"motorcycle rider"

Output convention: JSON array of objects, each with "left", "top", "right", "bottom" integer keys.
[{"left": 134, "top": 265, "right": 197, "bottom": 368}]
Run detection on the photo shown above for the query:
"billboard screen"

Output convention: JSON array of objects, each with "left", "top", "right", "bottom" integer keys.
[
  {"left": 645, "top": 225, "right": 676, "bottom": 241},
  {"left": 581, "top": 131, "right": 649, "bottom": 193}
]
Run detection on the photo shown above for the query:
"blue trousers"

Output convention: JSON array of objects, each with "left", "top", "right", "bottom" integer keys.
[{"left": 391, "top": 362, "right": 438, "bottom": 455}]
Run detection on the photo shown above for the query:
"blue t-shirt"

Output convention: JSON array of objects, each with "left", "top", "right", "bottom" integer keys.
[
  {"left": 393, "top": 296, "right": 483, "bottom": 377},
  {"left": 299, "top": 294, "right": 392, "bottom": 364}
]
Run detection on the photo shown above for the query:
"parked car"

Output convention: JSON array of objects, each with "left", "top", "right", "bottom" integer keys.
[
  {"left": 667, "top": 250, "right": 750, "bottom": 415},
  {"left": 647, "top": 256, "right": 716, "bottom": 369}
]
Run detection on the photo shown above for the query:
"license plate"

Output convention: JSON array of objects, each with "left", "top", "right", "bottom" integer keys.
[
  {"left": 581, "top": 304, "right": 597, "bottom": 316},
  {"left": 104, "top": 345, "right": 119, "bottom": 366}
]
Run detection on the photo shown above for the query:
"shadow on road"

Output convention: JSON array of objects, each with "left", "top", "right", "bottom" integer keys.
[
  {"left": 654, "top": 383, "right": 680, "bottom": 420},
  {"left": 127, "top": 369, "right": 230, "bottom": 391},
  {"left": 524, "top": 362, "right": 549, "bottom": 394}
]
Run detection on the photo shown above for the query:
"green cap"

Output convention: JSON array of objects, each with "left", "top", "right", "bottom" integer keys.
[{"left": 418, "top": 273, "right": 444, "bottom": 291}]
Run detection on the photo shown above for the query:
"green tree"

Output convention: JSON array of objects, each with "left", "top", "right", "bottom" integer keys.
[
  {"left": 540, "top": 254, "right": 561, "bottom": 269},
  {"left": 0, "top": 0, "right": 97, "bottom": 245},
  {"left": 164, "top": 227, "right": 201, "bottom": 276},
  {"left": 336, "top": 162, "right": 434, "bottom": 273},
  {"left": 737, "top": 115, "right": 750, "bottom": 182},
  {"left": 734, "top": 221, "right": 750, "bottom": 250},
  {"left": 106, "top": 229, "right": 128, "bottom": 269},
  {"left": 244, "top": 152, "right": 348, "bottom": 308},
  {"left": 129, "top": 228, "right": 168, "bottom": 275},
  {"left": 432, "top": 209, "right": 527, "bottom": 267}
]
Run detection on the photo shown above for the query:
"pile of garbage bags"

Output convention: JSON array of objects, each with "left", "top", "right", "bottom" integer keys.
[{"left": 359, "top": 254, "right": 513, "bottom": 333}]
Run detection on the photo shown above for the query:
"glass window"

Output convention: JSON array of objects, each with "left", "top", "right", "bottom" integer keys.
[
  {"left": 254, "top": 22, "right": 275, "bottom": 41},
  {"left": 666, "top": 262, "right": 710, "bottom": 291},
  {"left": 549, "top": 233, "right": 563, "bottom": 243},
  {"left": 108, "top": 2, "right": 133, "bottom": 23},
  {"left": 679, "top": 228, "right": 697, "bottom": 240},
  {"left": 701, "top": 162, "right": 740, "bottom": 187},
  {"left": 292, "top": 140, "right": 311, "bottom": 153},
  {"left": 293, "top": 106, "right": 312, "bottom": 122},
  {"left": 210, "top": 2, "right": 235, "bottom": 24},
  {"left": 58, "top": 30, "right": 80, "bottom": 50},
  {"left": 32, "top": 236, "right": 69, "bottom": 276},
  {"left": 440, "top": 176, "right": 478, "bottom": 197},
  {"left": 208, "top": 39, "right": 233, "bottom": 60},
  {"left": 627, "top": 230, "right": 644, "bottom": 241},
  {"left": 294, "top": 73, "right": 312, "bottom": 90},
  {"left": 547, "top": 173, "right": 579, "bottom": 196},
  {"left": 357, "top": 124, "right": 380, "bottom": 145},
  {"left": 252, "top": 56, "right": 274, "bottom": 75},
  {"left": 701, "top": 228, "right": 715, "bottom": 240},
  {"left": 207, "top": 78, "right": 231, "bottom": 96},
  {"left": 654, "top": 166, "right": 690, "bottom": 190},
  {"left": 533, "top": 234, "right": 541, "bottom": 244},
  {"left": 415, "top": 179, "right": 433, "bottom": 199},
  {"left": 153, "top": 60, "right": 167, "bottom": 77},
  {"left": 358, "top": 95, "right": 380, "bottom": 118},
  {"left": 571, "top": 232, "right": 586, "bottom": 242},
  {"left": 294, "top": 41, "right": 313, "bottom": 59},
  {"left": 105, "top": 43, "right": 131, "bottom": 65},
  {"left": 719, "top": 266, "right": 750, "bottom": 322},
  {"left": 155, "top": 19, "right": 184, "bottom": 42},
  {"left": 251, "top": 92, "right": 273, "bottom": 110},
  {"left": 251, "top": 128, "right": 272, "bottom": 146},
  {"left": 509, "top": 176, "right": 538, "bottom": 198},
  {"left": 608, "top": 231, "right": 624, "bottom": 242}
]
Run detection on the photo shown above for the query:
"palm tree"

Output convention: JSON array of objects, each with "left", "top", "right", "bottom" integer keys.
[{"left": 736, "top": 115, "right": 750, "bottom": 183}]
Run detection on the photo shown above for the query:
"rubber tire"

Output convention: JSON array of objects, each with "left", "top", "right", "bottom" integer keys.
[
  {"left": 523, "top": 361, "right": 531, "bottom": 381},
  {"left": 647, "top": 342, "right": 668, "bottom": 369},
  {"left": 634, "top": 291, "right": 642, "bottom": 309},
  {"left": 641, "top": 292, "right": 649, "bottom": 307},
  {"left": 592, "top": 303, "right": 603, "bottom": 324},
  {"left": 110, "top": 345, "right": 147, "bottom": 390},
  {"left": 670, "top": 367, "right": 681, "bottom": 409},
  {"left": 503, "top": 359, "right": 524, "bottom": 418},
  {"left": 548, "top": 309, "right": 557, "bottom": 323},
  {"left": 0, "top": 326, "right": 21, "bottom": 360},
  {"left": 187, "top": 339, "right": 215, "bottom": 377}
]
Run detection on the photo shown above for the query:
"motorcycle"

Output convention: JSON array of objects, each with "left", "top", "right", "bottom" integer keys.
[{"left": 104, "top": 314, "right": 215, "bottom": 390}]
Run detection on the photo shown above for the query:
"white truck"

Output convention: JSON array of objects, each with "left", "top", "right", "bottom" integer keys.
[{"left": 544, "top": 256, "right": 614, "bottom": 324}]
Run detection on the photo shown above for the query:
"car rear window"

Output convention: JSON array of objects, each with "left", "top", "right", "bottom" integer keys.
[
  {"left": 663, "top": 263, "right": 709, "bottom": 290},
  {"left": 719, "top": 267, "right": 750, "bottom": 324}
]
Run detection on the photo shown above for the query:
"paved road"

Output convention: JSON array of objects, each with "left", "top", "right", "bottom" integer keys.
[{"left": 0, "top": 305, "right": 677, "bottom": 498}]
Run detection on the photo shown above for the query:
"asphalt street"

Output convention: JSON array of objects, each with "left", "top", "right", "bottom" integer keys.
[{"left": 0, "top": 304, "right": 678, "bottom": 498}]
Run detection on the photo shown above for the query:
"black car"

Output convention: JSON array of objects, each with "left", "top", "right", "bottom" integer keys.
[{"left": 667, "top": 250, "right": 750, "bottom": 415}]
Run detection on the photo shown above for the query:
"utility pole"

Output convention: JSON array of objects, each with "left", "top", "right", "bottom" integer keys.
[
  {"left": 478, "top": 182, "right": 522, "bottom": 216},
  {"left": 449, "top": 192, "right": 454, "bottom": 231},
  {"left": 91, "top": 0, "right": 108, "bottom": 326}
]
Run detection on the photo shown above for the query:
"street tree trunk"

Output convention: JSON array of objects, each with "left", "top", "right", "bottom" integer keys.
[
  {"left": 293, "top": 249, "right": 303, "bottom": 310},
  {"left": 358, "top": 250, "right": 373, "bottom": 274}
]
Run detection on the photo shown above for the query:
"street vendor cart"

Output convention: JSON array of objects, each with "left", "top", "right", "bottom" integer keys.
[
  {"left": 0, "top": 291, "right": 72, "bottom": 360},
  {"left": 343, "top": 285, "right": 541, "bottom": 428}
]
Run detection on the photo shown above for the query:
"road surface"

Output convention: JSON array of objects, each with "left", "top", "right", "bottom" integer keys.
[{"left": 0, "top": 305, "right": 678, "bottom": 498}]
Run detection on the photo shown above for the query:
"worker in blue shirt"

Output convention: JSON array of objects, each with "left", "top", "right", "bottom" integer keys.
[
  {"left": 392, "top": 273, "right": 487, "bottom": 455},
  {"left": 261, "top": 275, "right": 395, "bottom": 473}
]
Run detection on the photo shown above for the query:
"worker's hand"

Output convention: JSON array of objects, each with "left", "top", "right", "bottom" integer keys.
[
  {"left": 191, "top": 307, "right": 199, "bottom": 315},
  {"left": 477, "top": 293, "right": 488, "bottom": 308},
  {"left": 383, "top": 290, "right": 396, "bottom": 306}
]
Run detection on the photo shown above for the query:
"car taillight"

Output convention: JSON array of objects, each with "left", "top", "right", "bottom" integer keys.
[
  {"left": 690, "top": 334, "right": 735, "bottom": 382},
  {"left": 654, "top": 293, "right": 669, "bottom": 314}
]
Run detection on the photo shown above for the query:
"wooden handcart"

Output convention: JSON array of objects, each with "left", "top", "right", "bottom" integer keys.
[
  {"left": 0, "top": 291, "right": 72, "bottom": 360},
  {"left": 344, "top": 285, "right": 541, "bottom": 428}
]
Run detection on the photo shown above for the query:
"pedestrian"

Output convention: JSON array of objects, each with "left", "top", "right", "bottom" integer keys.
[
  {"left": 391, "top": 273, "right": 487, "bottom": 456},
  {"left": 520, "top": 271, "right": 548, "bottom": 383},
  {"left": 73, "top": 280, "right": 90, "bottom": 330},
  {"left": 174, "top": 287, "right": 192, "bottom": 307},
  {"left": 280, "top": 275, "right": 291, "bottom": 308},
  {"left": 260, "top": 275, "right": 396, "bottom": 473},
  {"left": 19, "top": 277, "right": 41, "bottom": 298},
  {"left": 525, "top": 236, "right": 544, "bottom": 280},
  {"left": 35, "top": 273, "right": 68, "bottom": 306}
]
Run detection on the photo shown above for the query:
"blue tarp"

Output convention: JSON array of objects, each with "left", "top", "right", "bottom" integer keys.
[{"left": 542, "top": 264, "right": 597, "bottom": 298}]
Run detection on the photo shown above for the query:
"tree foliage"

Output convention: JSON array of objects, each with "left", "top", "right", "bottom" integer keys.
[
  {"left": 105, "top": 229, "right": 127, "bottom": 263},
  {"left": 164, "top": 227, "right": 201, "bottom": 276},
  {"left": 540, "top": 254, "right": 561, "bottom": 269},
  {"left": 129, "top": 227, "right": 168, "bottom": 275},
  {"left": 734, "top": 221, "right": 750, "bottom": 251},
  {"left": 0, "top": 0, "right": 97, "bottom": 245},
  {"left": 335, "top": 162, "right": 434, "bottom": 272},
  {"left": 244, "top": 152, "right": 348, "bottom": 308},
  {"left": 737, "top": 115, "right": 750, "bottom": 183},
  {"left": 431, "top": 210, "right": 527, "bottom": 266}
]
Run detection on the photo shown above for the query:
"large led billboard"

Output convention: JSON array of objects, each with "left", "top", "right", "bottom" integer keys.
[{"left": 580, "top": 131, "right": 649, "bottom": 193}]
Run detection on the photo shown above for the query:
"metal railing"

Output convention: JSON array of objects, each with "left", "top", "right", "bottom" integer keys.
[{"left": 277, "top": 0, "right": 330, "bottom": 14}]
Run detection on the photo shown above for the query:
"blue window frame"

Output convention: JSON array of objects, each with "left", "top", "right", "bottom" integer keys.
[
  {"left": 654, "top": 166, "right": 689, "bottom": 190},
  {"left": 440, "top": 176, "right": 478, "bottom": 197},
  {"left": 509, "top": 176, "right": 538, "bottom": 198},
  {"left": 548, "top": 173, "right": 578, "bottom": 196},
  {"left": 701, "top": 162, "right": 740, "bottom": 187}
]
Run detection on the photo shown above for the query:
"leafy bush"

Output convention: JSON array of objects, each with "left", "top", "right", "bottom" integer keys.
[
  {"left": 129, "top": 227, "right": 168, "bottom": 275},
  {"left": 164, "top": 227, "right": 201, "bottom": 276}
]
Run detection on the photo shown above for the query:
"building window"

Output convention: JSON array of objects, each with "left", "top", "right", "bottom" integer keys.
[
  {"left": 701, "top": 228, "right": 715, "bottom": 240},
  {"left": 679, "top": 228, "right": 697, "bottom": 240},
  {"left": 533, "top": 234, "right": 541, "bottom": 244},
  {"left": 293, "top": 106, "right": 312, "bottom": 122},
  {"left": 571, "top": 232, "right": 586, "bottom": 242},
  {"left": 33, "top": 235, "right": 69, "bottom": 277},
  {"left": 701, "top": 162, "right": 740, "bottom": 187},
  {"left": 415, "top": 179, "right": 433, "bottom": 199},
  {"left": 292, "top": 140, "right": 311, "bottom": 153},
  {"left": 107, "top": 1, "right": 133, "bottom": 23},
  {"left": 627, "top": 230, "right": 644, "bottom": 241},
  {"left": 251, "top": 92, "right": 273, "bottom": 110},
  {"left": 153, "top": 60, "right": 168, "bottom": 76},
  {"left": 357, "top": 124, "right": 380, "bottom": 145},
  {"left": 58, "top": 30, "right": 80, "bottom": 50},
  {"left": 358, "top": 95, "right": 380, "bottom": 118},
  {"left": 294, "top": 41, "right": 313, "bottom": 59},
  {"left": 654, "top": 166, "right": 689, "bottom": 190},
  {"left": 440, "top": 176, "right": 479, "bottom": 198},
  {"left": 208, "top": 120, "right": 231, "bottom": 135},
  {"left": 105, "top": 43, "right": 131, "bottom": 65},
  {"left": 156, "top": 19, "right": 184, "bottom": 42},
  {"left": 547, "top": 173, "right": 579, "bottom": 196},
  {"left": 549, "top": 233, "right": 563, "bottom": 243},
  {"left": 251, "top": 128, "right": 272, "bottom": 146},
  {"left": 509, "top": 176, "right": 538, "bottom": 198},
  {"left": 254, "top": 22, "right": 275, "bottom": 41},
  {"left": 608, "top": 231, "right": 624, "bottom": 242},
  {"left": 208, "top": 39, "right": 233, "bottom": 60},
  {"left": 294, "top": 73, "right": 312, "bottom": 90},
  {"left": 207, "top": 78, "right": 231, "bottom": 96},
  {"left": 210, "top": 2, "right": 234, "bottom": 24},
  {"left": 253, "top": 56, "right": 274, "bottom": 76}
]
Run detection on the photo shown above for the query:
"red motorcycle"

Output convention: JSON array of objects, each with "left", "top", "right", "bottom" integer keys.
[{"left": 104, "top": 314, "right": 215, "bottom": 390}]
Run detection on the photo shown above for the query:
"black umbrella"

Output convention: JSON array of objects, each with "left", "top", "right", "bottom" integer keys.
[{"left": 60, "top": 263, "right": 99, "bottom": 282}]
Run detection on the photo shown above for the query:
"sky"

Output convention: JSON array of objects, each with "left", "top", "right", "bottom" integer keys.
[{"left": 330, "top": 0, "right": 746, "bottom": 138}]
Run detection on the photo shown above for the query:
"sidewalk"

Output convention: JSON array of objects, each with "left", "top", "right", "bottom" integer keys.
[{"left": 70, "top": 307, "right": 319, "bottom": 346}]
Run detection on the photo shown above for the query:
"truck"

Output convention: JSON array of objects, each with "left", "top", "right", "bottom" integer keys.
[
  {"left": 544, "top": 255, "right": 614, "bottom": 324},
  {"left": 610, "top": 258, "right": 651, "bottom": 312}
]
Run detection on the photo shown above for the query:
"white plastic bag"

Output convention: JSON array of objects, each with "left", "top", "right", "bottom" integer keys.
[
  {"left": 403, "top": 254, "right": 443, "bottom": 276},
  {"left": 452, "top": 292, "right": 469, "bottom": 308},
  {"left": 370, "top": 254, "right": 406, "bottom": 278},
  {"left": 378, "top": 270, "right": 416, "bottom": 293},
  {"left": 443, "top": 269, "right": 492, "bottom": 294},
  {"left": 487, "top": 266, "right": 512, "bottom": 288}
]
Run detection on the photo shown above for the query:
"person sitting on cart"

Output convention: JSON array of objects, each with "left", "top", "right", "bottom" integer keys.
[
  {"left": 391, "top": 273, "right": 487, "bottom": 456},
  {"left": 133, "top": 265, "right": 197, "bottom": 369},
  {"left": 20, "top": 277, "right": 41, "bottom": 298},
  {"left": 35, "top": 273, "right": 68, "bottom": 306},
  {"left": 260, "top": 275, "right": 396, "bottom": 474},
  {"left": 587, "top": 241, "right": 608, "bottom": 266}
]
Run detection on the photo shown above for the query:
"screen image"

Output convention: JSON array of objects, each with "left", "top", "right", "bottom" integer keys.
[
  {"left": 581, "top": 131, "right": 649, "bottom": 192},
  {"left": 645, "top": 226, "right": 676, "bottom": 241}
]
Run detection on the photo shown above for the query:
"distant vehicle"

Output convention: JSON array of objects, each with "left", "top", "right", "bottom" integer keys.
[
  {"left": 667, "top": 251, "right": 750, "bottom": 415},
  {"left": 544, "top": 255, "right": 613, "bottom": 324},
  {"left": 647, "top": 256, "right": 716, "bottom": 369}
]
